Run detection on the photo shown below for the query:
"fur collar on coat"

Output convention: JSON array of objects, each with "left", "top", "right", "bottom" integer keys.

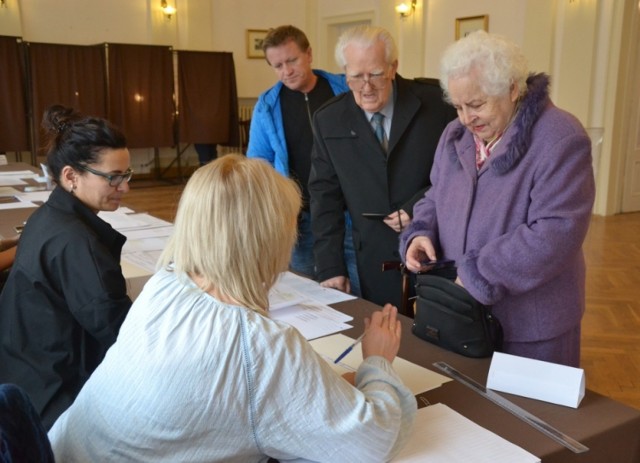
[{"left": 448, "top": 73, "right": 551, "bottom": 175}]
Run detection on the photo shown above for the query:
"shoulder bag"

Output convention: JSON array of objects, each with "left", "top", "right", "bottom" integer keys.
[{"left": 412, "top": 268, "right": 503, "bottom": 358}]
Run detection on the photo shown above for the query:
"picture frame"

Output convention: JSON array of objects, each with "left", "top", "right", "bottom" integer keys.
[
  {"left": 455, "top": 15, "right": 489, "bottom": 40},
  {"left": 246, "top": 29, "right": 268, "bottom": 59}
]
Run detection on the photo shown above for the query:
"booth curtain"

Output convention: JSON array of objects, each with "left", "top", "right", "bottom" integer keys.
[
  {"left": 27, "top": 42, "right": 107, "bottom": 152},
  {"left": 0, "top": 36, "right": 29, "bottom": 152},
  {"left": 107, "top": 43, "right": 174, "bottom": 149},
  {"left": 1, "top": 39, "right": 239, "bottom": 159},
  {"left": 177, "top": 51, "right": 239, "bottom": 146}
]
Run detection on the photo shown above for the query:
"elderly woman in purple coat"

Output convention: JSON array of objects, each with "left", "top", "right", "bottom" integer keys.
[{"left": 400, "top": 31, "right": 595, "bottom": 367}]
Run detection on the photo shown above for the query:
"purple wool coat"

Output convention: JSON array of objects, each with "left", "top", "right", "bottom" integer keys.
[{"left": 400, "top": 74, "right": 595, "bottom": 347}]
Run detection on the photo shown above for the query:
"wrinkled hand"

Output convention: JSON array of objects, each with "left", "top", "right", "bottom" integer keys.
[
  {"left": 320, "top": 276, "right": 351, "bottom": 294},
  {"left": 361, "top": 304, "right": 401, "bottom": 364},
  {"left": 404, "top": 236, "right": 436, "bottom": 272},
  {"left": 383, "top": 209, "right": 411, "bottom": 233}
]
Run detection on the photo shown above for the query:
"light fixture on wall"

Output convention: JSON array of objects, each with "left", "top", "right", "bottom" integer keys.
[
  {"left": 396, "top": 0, "right": 416, "bottom": 19},
  {"left": 0, "top": 0, "right": 6, "bottom": 8},
  {"left": 160, "top": 0, "right": 176, "bottom": 20}
]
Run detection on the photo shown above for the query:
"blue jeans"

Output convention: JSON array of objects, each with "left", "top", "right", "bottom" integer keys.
[{"left": 290, "top": 211, "right": 361, "bottom": 297}]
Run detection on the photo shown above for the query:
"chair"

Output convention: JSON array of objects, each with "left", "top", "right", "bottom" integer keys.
[
  {"left": 382, "top": 261, "right": 414, "bottom": 318},
  {"left": 0, "top": 384, "right": 55, "bottom": 463},
  {"left": 239, "top": 119, "right": 251, "bottom": 154}
]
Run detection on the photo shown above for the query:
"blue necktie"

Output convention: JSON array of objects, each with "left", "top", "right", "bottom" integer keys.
[{"left": 371, "top": 112, "right": 387, "bottom": 151}]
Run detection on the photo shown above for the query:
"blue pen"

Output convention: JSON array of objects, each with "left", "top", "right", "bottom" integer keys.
[{"left": 334, "top": 332, "right": 366, "bottom": 364}]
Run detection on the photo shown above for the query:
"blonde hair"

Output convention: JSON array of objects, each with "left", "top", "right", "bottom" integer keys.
[{"left": 158, "top": 155, "right": 301, "bottom": 313}]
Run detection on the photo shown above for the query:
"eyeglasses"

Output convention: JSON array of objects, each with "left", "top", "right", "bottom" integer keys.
[
  {"left": 78, "top": 164, "right": 133, "bottom": 187},
  {"left": 346, "top": 72, "right": 389, "bottom": 91}
]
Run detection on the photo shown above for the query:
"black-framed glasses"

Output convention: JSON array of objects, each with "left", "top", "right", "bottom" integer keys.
[
  {"left": 78, "top": 164, "right": 134, "bottom": 187},
  {"left": 346, "top": 71, "right": 389, "bottom": 91}
]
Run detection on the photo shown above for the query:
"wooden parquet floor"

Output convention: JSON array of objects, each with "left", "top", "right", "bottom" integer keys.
[
  {"left": 581, "top": 213, "right": 640, "bottom": 411},
  {"left": 124, "top": 180, "right": 640, "bottom": 411}
]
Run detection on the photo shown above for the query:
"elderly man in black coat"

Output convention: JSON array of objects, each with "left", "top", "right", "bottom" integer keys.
[{"left": 309, "top": 25, "right": 456, "bottom": 308}]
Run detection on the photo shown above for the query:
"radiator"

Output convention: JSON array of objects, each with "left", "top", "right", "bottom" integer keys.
[{"left": 239, "top": 105, "right": 254, "bottom": 121}]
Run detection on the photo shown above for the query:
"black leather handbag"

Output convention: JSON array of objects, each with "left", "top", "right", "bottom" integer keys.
[{"left": 412, "top": 273, "right": 503, "bottom": 358}]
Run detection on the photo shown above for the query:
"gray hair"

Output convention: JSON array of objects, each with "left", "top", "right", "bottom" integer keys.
[
  {"left": 334, "top": 25, "right": 398, "bottom": 69},
  {"left": 439, "top": 30, "right": 529, "bottom": 103}
]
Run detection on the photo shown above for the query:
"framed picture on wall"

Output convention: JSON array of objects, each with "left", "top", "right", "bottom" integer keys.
[
  {"left": 455, "top": 15, "right": 489, "bottom": 40},
  {"left": 246, "top": 29, "right": 268, "bottom": 59}
]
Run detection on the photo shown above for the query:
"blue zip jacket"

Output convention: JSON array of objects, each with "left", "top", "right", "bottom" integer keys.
[{"left": 247, "top": 70, "right": 348, "bottom": 176}]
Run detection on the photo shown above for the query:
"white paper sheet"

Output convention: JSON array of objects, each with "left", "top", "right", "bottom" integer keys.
[
  {"left": 122, "top": 236, "right": 170, "bottom": 253},
  {"left": 310, "top": 334, "right": 451, "bottom": 394},
  {"left": 121, "top": 259, "right": 155, "bottom": 279},
  {"left": 15, "top": 190, "right": 52, "bottom": 203},
  {"left": 120, "top": 225, "right": 173, "bottom": 241},
  {"left": 394, "top": 404, "right": 540, "bottom": 462},
  {"left": 270, "top": 303, "right": 353, "bottom": 340},
  {"left": 0, "top": 186, "right": 20, "bottom": 197},
  {"left": 0, "top": 170, "right": 37, "bottom": 185},
  {"left": 98, "top": 211, "right": 171, "bottom": 230},
  {"left": 121, "top": 250, "right": 162, "bottom": 273},
  {"left": 0, "top": 201, "right": 38, "bottom": 210},
  {"left": 268, "top": 284, "right": 308, "bottom": 310},
  {"left": 276, "top": 271, "right": 357, "bottom": 305}
]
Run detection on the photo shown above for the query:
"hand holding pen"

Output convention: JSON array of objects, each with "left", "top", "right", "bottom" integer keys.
[{"left": 334, "top": 304, "right": 401, "bottom": 365}]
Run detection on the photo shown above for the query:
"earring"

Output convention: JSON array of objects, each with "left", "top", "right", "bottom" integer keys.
[{"left": 69, "top": 184, "right": 76, "bottom": 194}]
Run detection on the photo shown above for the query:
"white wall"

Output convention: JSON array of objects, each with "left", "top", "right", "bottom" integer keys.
[
  {"left": 0, "top": 0, "right": 630, "bottom": 214},
  {"left": 423, "top": 0, "right": 527, "bottom": 78}
]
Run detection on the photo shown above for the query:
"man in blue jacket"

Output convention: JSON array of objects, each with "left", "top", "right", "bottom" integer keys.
[{"left": 247, "top": 25, "right": 360, "bottom": 295}]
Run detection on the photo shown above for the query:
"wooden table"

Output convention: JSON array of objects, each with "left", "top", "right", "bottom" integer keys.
[
  {"left": 3, "top": 163, "right": 639, "bottom": 462},
  {"left": 333, "top": 297, "right": 640, "bottom": 463}
]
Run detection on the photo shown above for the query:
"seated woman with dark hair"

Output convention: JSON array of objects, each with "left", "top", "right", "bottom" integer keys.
[
  {"left": 0, "top": 105, "right": 133, "bottom": 430},
  {"left": 49, "top": 154, "right": 416, "bottom": 462}
]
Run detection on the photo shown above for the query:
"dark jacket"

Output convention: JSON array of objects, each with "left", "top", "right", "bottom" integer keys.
[
  {"left": 0, "top": 186, "right": 131, "bottom": 429},
  {"left": 309, "top": 75, "right": 456, "bottom": 307}
]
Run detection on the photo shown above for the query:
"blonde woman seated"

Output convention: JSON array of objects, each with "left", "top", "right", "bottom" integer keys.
[{"left": 49, "top": 155, "right": 416, "bottom": 462}]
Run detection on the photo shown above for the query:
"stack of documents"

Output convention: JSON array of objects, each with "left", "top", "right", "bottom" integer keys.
[
  {"left": 268, "top": 272, "right": 356, "bottom": 340},
  {"left": 99, "top": 208, "right": 174, "bottom": 276}
]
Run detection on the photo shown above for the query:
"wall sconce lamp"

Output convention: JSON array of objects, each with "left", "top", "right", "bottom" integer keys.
[
  {"left": 396, "top": 0, "right": 416, "bottom": 19},
  {"left": 0, "top": 0, "right": 7, "bottom": 8},
  {"left": 161, "top": 0, "right": 176, "bottom": 20}
]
